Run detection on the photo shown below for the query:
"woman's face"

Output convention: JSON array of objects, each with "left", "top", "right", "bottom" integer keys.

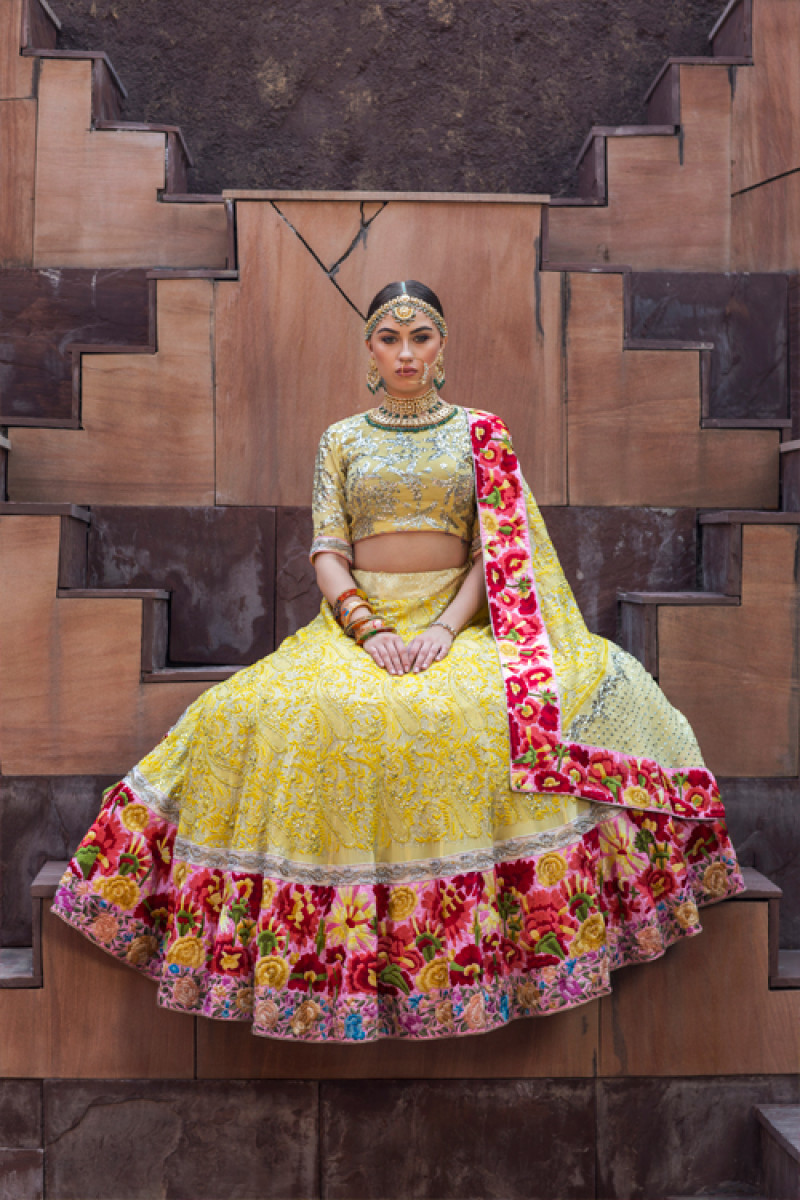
[{"left": 367, "top": 309, "right": 445, "bottom": 397}]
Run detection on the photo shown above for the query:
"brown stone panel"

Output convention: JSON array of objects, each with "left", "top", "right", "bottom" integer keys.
[
  {"left": 32, "top": 58, "right": 228, "bottom": 268},
  {"left": 275, "top": 505, "right": 321, "bottom": 644},
  {"left": 548, "top": 66, "right": 732, "bottom": 270},
  {"left": 87, "top": 506, "right": 277, "bottom": 664},
  {"left": 215, "top": 201, "right": 365, "bottom": 507},
  {"left": 7, "top": 279, "right": 216, "bottom": 504},
  {"left": 334, "top": 200, "right": 566, "bottom": 503},
  {"left": 722, "top": 777, "right": 800, "bottom": 949},
  {"left": 0, "top": 904, "right": 195, "bottom": 1078},
  {"left": 43, "top": 1079, "right": 318, "bottom": 1199},
  {"left": 658, "top": 525, "right": 800, "bottom": 777},
  {"left": 598, "top": 900, "right": 800, "bottom": 1076},
  {"left": 0, "top": 0, "right": 34, "bottom": 99},
  {"left": 0, "top": 269, "right": 150, "bottom": 422},
  {"left": 196, "top": 1001, "right": 598, "bottom": 1079},
  {"left": 0, "top": 515, "right": 209, "bottom": 774},
  {"left": 730, "top": 0, "right": 800, "bottom": 193},
  {"left": 274, "top": 198, "right": 374, "bottom": 271},
  {"left": 0, "top": 776, "right": 116, "bottom": 947},
  {"left": 627, "top": 272, "right": 789, "bottom": 421},
  {"left": 320, "top": 1079, "right": 595, "bottom": 1200},
  {"left": 0, "top": 99, "right": 36, "bottom": 268},
  {"left": 597, "top": 1076, "right": 800, "bottom": 1199},
  {"left": 732, "top": 173, "right": 800, "bottom": 272},
  {"left": 565, "top": 272, "right": 779, "bottom": 508}
]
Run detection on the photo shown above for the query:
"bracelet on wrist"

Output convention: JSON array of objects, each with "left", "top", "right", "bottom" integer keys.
[
  {"left": 357, "top": 623, "right": 396, "bottom": 647},
  {"left": 333, "top": 587, "right": 369, "bottom": 624},
  {"left": 430, "top": 620, "right": 458, "bottom": 640}
]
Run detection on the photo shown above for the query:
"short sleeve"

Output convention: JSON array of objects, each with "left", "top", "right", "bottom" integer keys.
[{"left": 310, "top": 426, "right": 353, "bottom": 563}]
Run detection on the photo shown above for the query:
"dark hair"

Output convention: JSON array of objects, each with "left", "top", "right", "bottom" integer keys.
[{"left": 366, "top": 280, "right": 445, "bottom": 321}]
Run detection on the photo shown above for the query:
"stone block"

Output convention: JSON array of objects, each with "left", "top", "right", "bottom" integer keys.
[
  {"left": 722, "top": 778, "right": 800, "bottom": 949},
  {"left": 597, "top": 1075, "right": 800, "bottom": 1199},
  {"left": 87, "top": 506, "right": 277, "bottom": 665},
  {"left": 0, "top": 776, "right": 116, "bottom": 947},
  {"left": 320, "top": 1079, "right": 595, "bottom": 1199},
  {"left": 275, "top": 506, "right": 321, "bottom": 643},
  {"left": 0, "top": 1149, "right": 42, "bottom": 1200},
  {"left": 627, "top": 272, "right": 789, "bottom": 422},
  {"left": 0, "top": 1080, "right": 41, "bottom": 1149},
  {"left": 44, "top": 1080, "right": 318, "bottom": 1199}
]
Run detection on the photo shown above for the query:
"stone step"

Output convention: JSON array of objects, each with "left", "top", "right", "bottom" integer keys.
[{"left": 756, "top": 1106, "right": 800, "bottom": 1200}]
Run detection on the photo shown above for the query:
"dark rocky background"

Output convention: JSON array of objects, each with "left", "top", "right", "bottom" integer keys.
[{"left": 56, "top": 0, "right": 726, "bottom": 196}]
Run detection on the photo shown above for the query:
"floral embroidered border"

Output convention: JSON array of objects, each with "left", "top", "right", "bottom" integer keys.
[
  {"left": 468, "top": 409, "right": 724, "bottom": 820},
  {"left": 52, "top": 778, "right": 742, "bottom": 1043}
]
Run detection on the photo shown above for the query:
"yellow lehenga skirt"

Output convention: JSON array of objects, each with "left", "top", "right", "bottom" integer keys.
[{"left": 52, "top": 500, "right": 742, "bottom": 1041}]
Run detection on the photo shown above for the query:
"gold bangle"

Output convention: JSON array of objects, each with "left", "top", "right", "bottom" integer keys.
[{"left": 430, "top": 620, "right": 458, "bottom": 639}]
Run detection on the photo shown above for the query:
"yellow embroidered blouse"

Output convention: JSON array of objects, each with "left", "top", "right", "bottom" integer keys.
[{"left": 310, "top": 407, "right": 481, "bottom": 563}]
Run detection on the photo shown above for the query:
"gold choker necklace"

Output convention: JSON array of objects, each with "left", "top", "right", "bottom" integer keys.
[{"left": 366, "top": 387, "right": 457, "bottom": 431}]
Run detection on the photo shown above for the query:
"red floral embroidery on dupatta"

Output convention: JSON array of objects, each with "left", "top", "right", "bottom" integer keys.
[{"left": 468, "top": 409, "right": 724, "bottom": 820}]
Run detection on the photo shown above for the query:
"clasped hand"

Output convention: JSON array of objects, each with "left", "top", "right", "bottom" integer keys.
[{"left": 363, "top": 627, "right": 453, "bottom": 675}]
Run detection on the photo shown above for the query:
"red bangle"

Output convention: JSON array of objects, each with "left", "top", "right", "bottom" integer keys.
[{"left": 333, "top": 587, "right": 368, "bottom": 624}]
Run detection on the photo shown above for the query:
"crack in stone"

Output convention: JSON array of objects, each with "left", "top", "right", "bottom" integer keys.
[{"left": 269, "top": 199, "right": 388, "bottom": 320}]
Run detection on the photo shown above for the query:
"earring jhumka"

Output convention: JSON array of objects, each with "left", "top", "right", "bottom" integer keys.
[
  {"left": 433, "top": 351, "right": 446, "bottom": 390},
  {"left": 366, "top": 356, "right": 382, "bottom": 394}
]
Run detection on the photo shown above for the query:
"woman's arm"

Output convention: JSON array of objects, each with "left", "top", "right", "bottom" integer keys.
[
  {"left": 313, "top": 551, "right": 408, "bottom": 675},
  {"left": 403, "top": 554, "right": 486, "bottom": 673}
]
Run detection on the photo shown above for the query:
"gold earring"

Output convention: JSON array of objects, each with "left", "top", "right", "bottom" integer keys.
[
  {"left": 366, "top": 356, "right": 382, "bottom": 394},
  {"left": 433, "top": 351, "right": 446, "bottom": 391}
]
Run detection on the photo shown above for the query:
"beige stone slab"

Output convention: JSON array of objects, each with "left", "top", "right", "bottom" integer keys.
[
  {"left": 0, "top": 97, "right": 35, "bottom": 266},
  {"left": 0, "top": 0, "right": 34, "bottom": 99},
  {"left": 7, "top": 279, "right": 216, "bottom": 504},
  {"left": 33, "top": 58, "right": 227, "bottom": 268},
  {"left": 0, "top": 905, "right": 195, "bottom": 1078},
  {"left": 731, "top": 0, "right": 800, "bottom": 193},
  {"left": 0, "top": 515, "right": 207, "bottom": 773},
  {"left": 196, "top": 997, "right": 598, "bottom": 1080},
  {"left": 565, "top": 272, "right": 778, "bottom": 507},
  {"left": 658, "top": 524, "right": 800, "bottom": 777},
  {"left": 732, "top": 172, "right": 800, "bottom": 271},
  {"left": 599, "top": 900, "right": 800, "bottom": 1076},
  {"left": 548, "top": 66, "right": 731, "bottom": 270},
  {"left": 215, "top": 200, "right": 365, "bottom": 507},
  {"left": 274, "top": 199, "right": 370, "bottom": 271},
  {"left": 333, "top": 200, "right": 567, "bottom": 503}
]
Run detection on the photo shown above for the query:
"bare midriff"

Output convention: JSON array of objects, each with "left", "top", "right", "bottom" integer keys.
[{"left": 353, "top": 531, "right": 469, "bottom": 573}]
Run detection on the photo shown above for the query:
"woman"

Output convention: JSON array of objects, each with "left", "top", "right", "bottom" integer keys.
[{"left": 53, "top": 279, "right": 742, "bottom": 1042}]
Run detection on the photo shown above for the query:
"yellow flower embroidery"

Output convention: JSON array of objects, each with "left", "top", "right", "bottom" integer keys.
[
  {"left": 536, "top": 852, "right": 567, "bottom": 888},
  {"left": 702, "top": 863, "right": 729, "bottom": 897},
  {"left": 172, "top": 862, "right": 190, "bottom": 890},
  {"left": 255, "top": 956, "right": 290, "bottom": 990},
  {"left": 516, "top": 982, "right": 538, "bottom": 1009},
  {"left": 120, "top": 803, "right": 149, "bottom": 833},
  {"left": 166, "top": 936, "right": 206, "bottom": 969},
  {"left": 675, "top": 900, "right": 699, "bottom": 930},
  {"left": 220, "top": 951, "right": 242, "bottom": 971},
  {"left": 416, "top": 958, "right": 450, "bottom": 993},
  {"left": 387, "top": 887, "right": 417, "bottom": 922},
  {"left": 260, "top": 880, "right": 277, "bottom": 909},
  {"left": 97, "top": 875, "right": 140, "bottom": 910},
  {"left": 623, "top": 785, "right": 650, "bottom": 809},
  {"left": 573, "top": 913, "right": 606, "bottom": 954},
  {"left": 328, "top": 889, "right": 373, "bottom": 952}
]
